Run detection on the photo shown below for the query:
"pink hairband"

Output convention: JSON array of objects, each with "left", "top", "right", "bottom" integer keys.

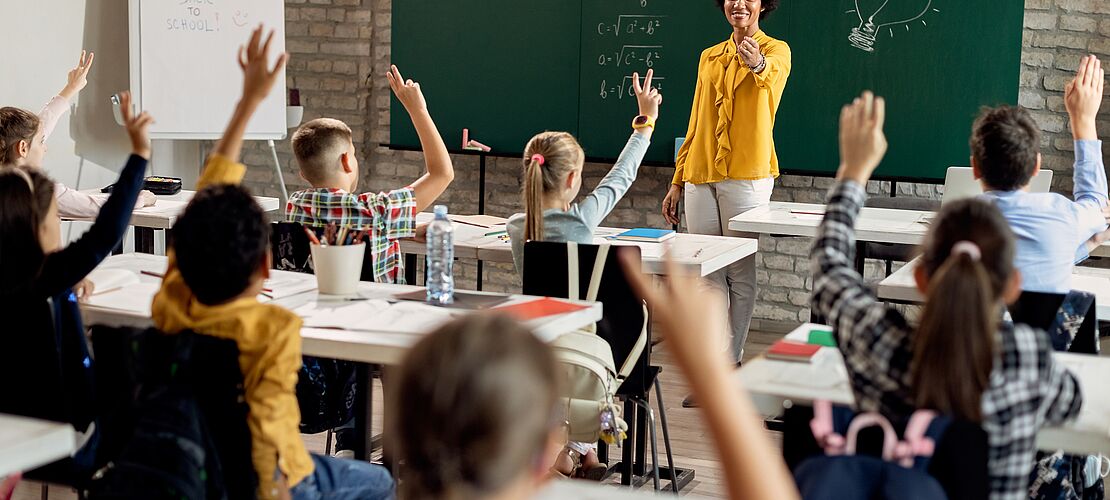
[{"left": 531, "top": 154, "right": 545, "bottom": 166}]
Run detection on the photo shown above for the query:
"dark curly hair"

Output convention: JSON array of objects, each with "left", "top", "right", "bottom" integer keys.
[
  {"left": 715, "top": 0, "right": 779, "bottom": 20},
  {"left": 171, "top": 184, "right": 270, "bottom": 305}
]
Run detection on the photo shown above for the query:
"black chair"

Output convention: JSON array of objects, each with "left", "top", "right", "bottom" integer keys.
[
  {"left": 858, "top": 197, "right": 940, "bottom": 277},
  {"left": 523, "top": 241, "right": 688, "bottom": 493},
  {"left": 89, "top": 326, "right": 257, "bottom": 499},
  {"left": 271, "top": 221, "right": 379, "bottom": 282},
  {"left": 1009, "top": 290, "right": 1099, "bottom": 355}
]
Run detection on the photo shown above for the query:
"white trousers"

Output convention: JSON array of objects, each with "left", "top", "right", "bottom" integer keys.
[{"left": 684, "top": 177, "right": 774, "bottom": 362}]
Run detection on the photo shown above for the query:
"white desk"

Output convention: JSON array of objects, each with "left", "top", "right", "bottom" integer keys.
[
  {"left": 728, "top": 201, "right": 932, "bottom": 245},
  {"left": 404, "top": 213, "right": 758, "bottom": 278},
  {"left": 0, "top": 414, "right": 75, "bottom": 477},
  {"left": 78, "top": 254, "right": 603, "bottom": 366},
  {"left": 737, "top": 324, "right": 1110, "bottom": 456},
  {"left": 877, "top": 257, "right": 1110, "bottom": 321},
  {"left": 69, "top": 190, "right": 281, "bottom": 254}
]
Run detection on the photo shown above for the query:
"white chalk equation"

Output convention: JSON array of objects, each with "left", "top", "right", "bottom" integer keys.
[
  {"left": 847, "top": 0, "right": 939, "bottom": 53},
  {"left": 597, "top": 45, "right": 664, "bottom": 67},
  {"left": 599, "top": 76, "right": 666, "bottom": 100},
  {"left": 597, "top": 15, "right": 665, "bottom": 36}
]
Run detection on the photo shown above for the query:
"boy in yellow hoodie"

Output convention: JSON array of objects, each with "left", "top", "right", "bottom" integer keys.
[{"left": 152, "top": 27, "right": 393, "bottom": 500}]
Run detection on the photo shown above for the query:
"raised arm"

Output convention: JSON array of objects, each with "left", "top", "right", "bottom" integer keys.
[
  {"left": 576, "top": 70, "right": 660, "bottom": 227},
  {"left": 210, "top": 26, "right": 288, "bottom": 165},
  {"left": 37, "top": 51, "right": 95, "bottom": 140},
  {"left": 622, "top": 255, "right": 798, "bottom": 500},
  {"left": 35, "top": 92, "right": 151, "bottom": 296},
  {"left": 738, "top": 37, "right": 791, "bottom": 94},
  {"left": 1064, "top": 55, "right": 1107, "bottom": 251},
  {"left": 387, "top": 65, "right": 454, "bottom": 213}
]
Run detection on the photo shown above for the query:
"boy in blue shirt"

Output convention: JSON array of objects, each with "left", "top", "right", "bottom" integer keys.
[{"left": 973, "top": 55, "right": 1107, "bottom": 294}]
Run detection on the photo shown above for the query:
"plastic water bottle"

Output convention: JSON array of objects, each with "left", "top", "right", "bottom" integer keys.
[{"left": 425, "top": 205, "right": 454, "bottom": 304}]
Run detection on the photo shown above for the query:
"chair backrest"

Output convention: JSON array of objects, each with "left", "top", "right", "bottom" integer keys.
[
  {"left": 271, "top": 222, "right": 377, "bottom": 282},
  {"left": 522, "top": 241, "right": 650, "bottom": 394},
  {"left": 942, "top": 166, "right": 1053, "bottom": 205},
  {"left": 1010, "top": 290, "right": 1099, "bottom": 354},
  {"left": 90, "top": 326, "right": 257, "bottom": 499}
]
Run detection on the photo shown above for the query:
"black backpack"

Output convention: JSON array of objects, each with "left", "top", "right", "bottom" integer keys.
[{"left": 87, "top": 327, "right": 256, "bottom": 500}]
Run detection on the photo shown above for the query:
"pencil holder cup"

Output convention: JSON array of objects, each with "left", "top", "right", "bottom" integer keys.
[{"left": 310, "top": 242, "right": 365, "bottom": 296}]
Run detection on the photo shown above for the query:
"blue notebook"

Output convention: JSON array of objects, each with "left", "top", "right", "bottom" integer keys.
[{"left": 614, "top": 228, "right": 676, "bottom": 243}]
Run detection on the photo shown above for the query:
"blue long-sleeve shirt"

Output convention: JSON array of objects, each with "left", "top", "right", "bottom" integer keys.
[
  {"left": 507, "top": 132, "right": 650, "bottom": 273},
  {"left": 981, "top": 140, "right": 1107, "bottom": 294}
]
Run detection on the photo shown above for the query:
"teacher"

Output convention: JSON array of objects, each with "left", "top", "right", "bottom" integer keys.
[{"left": 663, "top": 0, "right": 790, "bottom": 400}]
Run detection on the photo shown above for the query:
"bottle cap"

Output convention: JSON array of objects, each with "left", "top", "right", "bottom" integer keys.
[{"left": 433, "top": 205, "right": 448, "bottom": 217}]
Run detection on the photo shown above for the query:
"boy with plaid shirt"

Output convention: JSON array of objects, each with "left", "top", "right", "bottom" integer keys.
[{"left": 286, "top": 65, "right": 454, "bottom": 284}]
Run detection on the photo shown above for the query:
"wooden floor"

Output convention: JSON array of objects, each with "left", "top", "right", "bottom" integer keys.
[{"left": 13, "top": 329, "right": 788, "bottom": 499}]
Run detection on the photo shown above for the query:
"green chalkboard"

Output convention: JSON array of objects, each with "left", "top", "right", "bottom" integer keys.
[{"left": 391, "top": 0, "right": 1024, "bottom": 181}]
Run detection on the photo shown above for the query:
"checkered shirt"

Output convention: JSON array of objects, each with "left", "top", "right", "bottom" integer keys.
[
  {"left": 286, "top": 187, "right": 416, "bottom": 284},
  {"left": 809, "top": 180, "right": 1084, "bottom": 500}
]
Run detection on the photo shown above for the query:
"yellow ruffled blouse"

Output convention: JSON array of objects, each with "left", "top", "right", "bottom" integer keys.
[{"left": 673, "top": 30, "right": 791, "bottom": 185}]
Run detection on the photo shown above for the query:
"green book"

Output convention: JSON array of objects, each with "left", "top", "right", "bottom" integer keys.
[{"left": 807, "top": 328, "right": 836, "bottom": 347}]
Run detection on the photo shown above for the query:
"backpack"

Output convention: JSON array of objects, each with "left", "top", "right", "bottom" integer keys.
[
  {"left": 87, "top": 328, "right": 256, "bottom": 500},
  {"left": 793, "top": 400, "right": 951, "bottom": 500},
  {"left": 549, "top": 243, "right": 647, "bottom": 444}
]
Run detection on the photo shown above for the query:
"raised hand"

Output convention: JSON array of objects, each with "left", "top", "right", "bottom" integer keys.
[
  {"left": 737, "top": 36, "right": 763, "bottom": 70},
  {"left": 836, "top": 91, "right": 887, "bottom": 185},
  {"left": 237, "top": 25, "right": 289, "bottom": 106},
  {"left": 59, "top": 50, "right": 95, "bottom": 100},
  {"left": 1064, "top": 55, "right": 1104, "bottom": 141},
  {"left": 117, "top": 91, "right": 154, "bottom": 159},
  {"left": 632, "top": 68, "right": 662, "bottom": 120},
  {"left": 386, "top": 65, "right": 427, "bottom": 112}
]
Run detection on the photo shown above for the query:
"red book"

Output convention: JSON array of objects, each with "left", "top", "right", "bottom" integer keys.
[
  {"left": 494, "top": 297, "right": 588, "bottom": 321},
  {"left": 766, "top": 340, "right": 822, "bottom": 363}
]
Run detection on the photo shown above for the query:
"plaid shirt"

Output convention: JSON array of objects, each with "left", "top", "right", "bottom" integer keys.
[
  {"left": 286, "top": 187, "right": 417, "bottom": 284},
  {"left": 810, "top": 180, "right": 1083, "bottom": 500}
]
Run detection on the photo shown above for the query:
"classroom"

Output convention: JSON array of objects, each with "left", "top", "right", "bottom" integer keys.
[{"left": 1, "top": 0, "right": 1108, "bottom": 499}]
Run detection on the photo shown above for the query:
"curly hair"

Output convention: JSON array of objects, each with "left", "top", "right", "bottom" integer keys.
[
  {"left": 171, "top": 184, "right": 270, "bottom": 305},
  {"left": 715, "top": 0, "right": 779, "bottom": 20}
]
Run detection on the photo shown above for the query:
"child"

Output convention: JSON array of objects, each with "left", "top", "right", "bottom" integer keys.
[
  {"left": 392, "top": 314, "right": 565, "bottom": 499},
  {"left": 621, "top": 255, "right": 800, "bottom": 500},
  {"left": 0, "top": 92, "right": 151, "bottom": 461},
  {"left": 0, "top": 51, "right": 156, "bottom": 218},
  {"left": 972, "top": 55, "right": 1107, "bottom": 294},
  {"left": 505, "top": 68, "right": 661, "bottom": 477},
  {"left": 812, "top": 91, "right": 1082, "bottom": 500},
  {"left": 151, "top": 27, "right": 392, "bottom": 500},
  {"left": 507, "top": 69, "right": 662, "bottom": 272},
  {"left": 286, "top": 65, "right": 454, "bottom": 284}
]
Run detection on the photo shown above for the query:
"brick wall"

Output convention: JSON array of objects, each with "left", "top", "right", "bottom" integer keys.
[{"left": 243, "top": 0, "right": 1110, "bottom": 331}]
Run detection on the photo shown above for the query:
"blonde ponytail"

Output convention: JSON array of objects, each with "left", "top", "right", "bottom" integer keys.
[
  {"left": 523, "top": 157, "right": 545, "bottom": 242},
  {"left": 520, "top": 132, "right": 585, "bottom": 242}
]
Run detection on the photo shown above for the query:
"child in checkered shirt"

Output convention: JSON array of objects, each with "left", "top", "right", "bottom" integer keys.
[
  {"left": 286, "top": 65, "right": 454, "bottom": 284},
  {"left": 811, "top": 91, "right": 1082, "bottom": 500}
]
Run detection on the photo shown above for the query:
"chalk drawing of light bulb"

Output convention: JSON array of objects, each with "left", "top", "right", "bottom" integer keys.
[{"left": 848, "top": 0, "right": 939, "bottom": 53}]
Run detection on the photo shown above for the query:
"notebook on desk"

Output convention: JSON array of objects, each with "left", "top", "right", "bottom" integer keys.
[{"left": 613, "top": 228, "right": 675, "bottom": 243}]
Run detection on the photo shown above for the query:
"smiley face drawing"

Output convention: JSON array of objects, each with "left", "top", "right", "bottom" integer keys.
[{"left": 232, "top": 10, "right": 249, "bottom": 27}]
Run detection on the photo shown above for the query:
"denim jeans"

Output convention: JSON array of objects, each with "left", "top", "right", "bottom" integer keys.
[{"left": 289, "top": 454, "right": 394, "bottom": 500}]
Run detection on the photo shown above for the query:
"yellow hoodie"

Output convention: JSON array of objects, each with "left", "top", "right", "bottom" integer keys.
[
  {"left": 151, "top": 154, "right": 313, "bottom": 499},
  {"left": 673, "top": 31, "right": 791, "bottom": 185}
]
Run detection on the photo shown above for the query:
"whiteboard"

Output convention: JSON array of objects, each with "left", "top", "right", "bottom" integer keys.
[{"left": 128, "top": 0, "right": 287, "bottom": 140}]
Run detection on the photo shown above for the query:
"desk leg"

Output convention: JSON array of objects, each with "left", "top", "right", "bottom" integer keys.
[
  {"left": 135, "top": 227, "right": 156, "bottom": 254},
  {"left": 476, "top": 261, "right": 484, "bottom": 291},
  {"left": 404, "top": 254, "right": 418, "bottom": 286},
  {"left": 353, "top": 363, "right": 373, "bottom": 461}
]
